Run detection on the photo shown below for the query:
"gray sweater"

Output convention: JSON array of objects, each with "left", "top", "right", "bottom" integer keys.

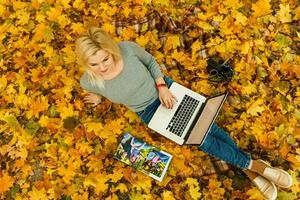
[{"left": 80, "top": 41, "right": 164, "bottom": 112}]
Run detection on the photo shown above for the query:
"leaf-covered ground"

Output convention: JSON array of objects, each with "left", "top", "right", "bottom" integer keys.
[{"left": 0, "top": 0, "right": 299, "bottom": 199}]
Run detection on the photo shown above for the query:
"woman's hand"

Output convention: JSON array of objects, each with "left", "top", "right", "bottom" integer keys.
[
  {"left": 158, "top": 87, "right": 177, "bottom": 109},
  {"left": 83, "top": 92, "right": 102, "bottom": 106}
]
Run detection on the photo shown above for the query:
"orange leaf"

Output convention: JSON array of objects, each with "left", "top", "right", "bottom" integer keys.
[{"left": 0, "top": 172, "right": 14, "bottom": 194}]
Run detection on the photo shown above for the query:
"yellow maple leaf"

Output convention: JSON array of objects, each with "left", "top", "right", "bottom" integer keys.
[
  {"left": 73, "top": 0, "right": 85, "bottom": 11},
  {"left": 109, "top": 169, "right": 124, "bottom": 182},
  {"left": 246, "top": 99, "right": 265, "bottom": 116},
  {"left": 76, "top": 141, "right": 94, "bottom": 155},
  {"left": 57, "top": 165, "right": 77, "bottom": 184},
  {"left": 28, "top": 187, "right": 48, "bottom": 200},
  {"left": 46, "top": 7, "right": 62, "bottom": 22},
  {"left": 122, "top": 6, "right": 131, "bottom": 18},
  {"left": 162, "top": 191, "right": 176, "bottom": 200},
  {"left": 136, "top": 35, "right": 150, "bottom": 47},
  {"left": 185, "top": 178, "right": 202, "bottom": 200},
  {"left": 55, "top": 100, "right": 78, "bottom": 119},
  {"left": 39, "top": 116, "right": 62, "bottom": 130},
  {"left": 277, "top": 4, "right": 292, "bottom": 23},
  {"left": 102, "top": 22, "right": 115, "bottom": 35},
  {"left": 60, "top": 0, "right": 71, "bottom": 9},
  {"left": 33, "top": 24, "right": 54, "bottom": 42},
  {"left": 232, "top": 10, "right": 248, "bottom": 26},
  {"left": 104, "top": 118, "right": 125, "bottom": 135},
  {"left": 246, "top": 188, "right": 265, "bottom": 200},
  {"left": 115, "top": 183, "right": 128, "bottom": 193},
  {"left": 193, "top": 80, "right": 214, "bottom": 95},
  {"left": 16, "top": 10, "right": 30, "bottom": 26},
  {"left": 191, "top": 40, "right": 202, "bottom": 60},
  {"left": 62, "top": 45, "right": 76, "bottom": 64},
  {"left": 154, "top": 0, "right": 169, "bottom": 6},
  {"left": 71, "top": 22, "right": 85, "bottom": 34},
  {"left": 124, "top": 110, "right": 139, "bottom": 123},
  {"left": 86, "top": 158, "right": 103, "bottom": 172},
  {"left": 240, "top": 41, "right": 251, "bottom": 54},
  {"left": 0, "top": 172, "right": 14, "bottom": 194},
  {"left": 223, "top": 0, "right": 243, "bottom": 9},
  {"left": 85, "top": 122, "right": 104, "bottom": 133},
  {"left": 57, "top": 14, "right": 71, "bottom": 28},
  {"left": 251, "top": 0, "right": 272, "bottom": 17},
  {"left": 92, "top": 173, "right": 109, "bottom": 195},
  {"left": 294, "top": 6, "right": 300, "bottom": 20},
  {"left": 242, "top": 83, "right": 257, "bottom": 95},
  {"left": 164, "top": 35, "right": 180, "bottom": 52},
  {"left": 26, "top": 96, "right": 49, "bottom": 119},
  {"left": 0, "top": 76, "right": 7, "bottom": 90}
]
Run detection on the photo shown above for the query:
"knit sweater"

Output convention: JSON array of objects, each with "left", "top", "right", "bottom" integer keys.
[{"left": 80, "top": 41, "right": 164, "bottom": 112}]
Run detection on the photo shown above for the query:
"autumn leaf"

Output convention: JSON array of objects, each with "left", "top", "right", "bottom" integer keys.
[
  {"left": 114, "top": 183, "right": 128, "bottom": 193},
  {"left": 251, "top": 0, "right": 272, "bottom": 17},
  {"left": 153, "top": 0, "right": 169, "bottom": 6},
  {"left": 246, "top": 188, "right": 265, "bottom": 200},
  {"left": 246, "top": 99, "right": 265, "bottom": 116},
  {"left": 0, "top": 172, "right": 14, "bottom": 194},
  {"left": 162, "top": 191, "right": 176, "bottom": 200},
  {"left": 28, "top": 187, "right": 48, "bottom": 200},
  {"left": 277, "top": 4, "right": 292, "bottom": 23},
  {"left": 191, "top": 40, "right": 202, "bottom": 60},
  {"left": 26, "top": 96, "right": 49, "bottom": 119},
  {"left": 136, "top": 35, "right": 150, "bottom": 47},
  {"left": 33, "top": 24, "right": 54, "bottom": 42},
  {"left": 185, "top": 178, "right": 202, "bottom": 199},
  {"left": 164, "top": 35, "right": 180, "bottom": 52}
]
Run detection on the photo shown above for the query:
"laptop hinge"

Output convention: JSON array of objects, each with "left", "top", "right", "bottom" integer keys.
[{"left": 183, "top": 102, "right": 206, "bottom": 141}]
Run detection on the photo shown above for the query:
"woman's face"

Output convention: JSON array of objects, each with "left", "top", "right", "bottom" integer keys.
[{"left": 87, "top": 49, "right": 115, "bottom": 77}]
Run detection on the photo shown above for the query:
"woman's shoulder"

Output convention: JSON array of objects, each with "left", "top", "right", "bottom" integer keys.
[
  {"left": 79, "top": 72, "right": 90, "bottom": 88},
  {"left": 118, "top": 40, "right": 137, "bottom": 47},
  {"left": 118, "top": 41, "right": 140, "bottom": 54}
]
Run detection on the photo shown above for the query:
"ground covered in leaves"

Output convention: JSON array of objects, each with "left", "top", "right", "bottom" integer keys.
[{"left": 0, "top": 0, "right": 299, "bottom": 199}]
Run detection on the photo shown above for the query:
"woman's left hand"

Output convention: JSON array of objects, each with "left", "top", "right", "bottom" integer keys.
[{"left": 158, "top": 87, "right": 177, "bottom": 109}]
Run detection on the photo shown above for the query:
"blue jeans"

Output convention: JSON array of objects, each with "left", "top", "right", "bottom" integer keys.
[{"left": 136, "top": 76, "right": 251, "bottom": 169}]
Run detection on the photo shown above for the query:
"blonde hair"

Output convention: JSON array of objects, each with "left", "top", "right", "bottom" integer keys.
[{"left": 75, "top": 27, "right": 121, "bottom": 89}]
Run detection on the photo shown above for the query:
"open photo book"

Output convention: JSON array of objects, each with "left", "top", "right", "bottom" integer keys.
[{"left": 113, "top": 132, "right": 173, "bottom": 182}]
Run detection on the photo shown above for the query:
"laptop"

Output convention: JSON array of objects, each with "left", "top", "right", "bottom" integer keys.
[{"left": 148, "top": 82, "right": 228, "bottom": 145}]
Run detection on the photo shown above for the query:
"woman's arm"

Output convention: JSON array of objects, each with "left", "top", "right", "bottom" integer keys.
[
  {"left": 155, "top": 77, "right": 177, "bottom": 109},
  {"left": 128, "top": 41, "right": 177, "bottom": 109},
  {"left": 127, "top": 41, "right": 164, "bottom": 80}
]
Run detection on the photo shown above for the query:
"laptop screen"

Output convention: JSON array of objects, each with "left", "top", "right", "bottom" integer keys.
[{"left": 185, "top": 93, "right": 227, "bottom": 145}]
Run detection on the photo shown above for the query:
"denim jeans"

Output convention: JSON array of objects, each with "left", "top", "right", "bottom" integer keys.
[
  {"left": 136, "top": 76, "right": 251, "bottom": 169},
  {"left": 199, "top": 123, "right": 251, "bottom": 169}
]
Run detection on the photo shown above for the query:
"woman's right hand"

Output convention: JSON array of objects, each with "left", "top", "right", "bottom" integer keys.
[{"left": 83, "top": 92, "right": 102, "bottom": 106}]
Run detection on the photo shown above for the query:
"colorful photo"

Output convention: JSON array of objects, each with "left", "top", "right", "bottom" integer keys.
[{"left": 114, "top": 132, "right": 172, "bottom": 181}]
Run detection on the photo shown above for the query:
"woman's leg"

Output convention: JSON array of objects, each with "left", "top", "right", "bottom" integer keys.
[
  {"left": 208, "top": 123, "right": 240, "bottom": 149},
  {"left": 198, "top": 125, "right": 251, "bottom": 169}
]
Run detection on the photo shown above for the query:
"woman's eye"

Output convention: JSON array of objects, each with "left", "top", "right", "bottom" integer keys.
[{"left": 103, "top": 57, "right": 109, "bottom": 62}]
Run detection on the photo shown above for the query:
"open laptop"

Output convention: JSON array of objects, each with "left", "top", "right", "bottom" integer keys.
[{"left": 148, "top": 82, "right": 228, "bottom": 145}]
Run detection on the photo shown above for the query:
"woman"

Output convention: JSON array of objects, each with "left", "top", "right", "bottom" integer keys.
[{"left": 75, "top": 27, "right": 292, "bottom": 200}]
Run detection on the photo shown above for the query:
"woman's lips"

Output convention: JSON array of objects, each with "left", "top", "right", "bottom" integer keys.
[{"left": 100, "top": 68, "right": 108, "bottom": 73}]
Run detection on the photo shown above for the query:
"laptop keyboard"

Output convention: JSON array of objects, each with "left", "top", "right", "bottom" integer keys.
[{"left": 166, "top": 95, "right": 200, "bottom": 137}]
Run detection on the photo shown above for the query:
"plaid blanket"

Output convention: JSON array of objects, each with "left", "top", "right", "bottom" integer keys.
[
  {"left": 110, "top": 6, "right": 230, "bottom": 175},
  {"left": 112, "top": 6, "right": 208, "bottom": 58}
]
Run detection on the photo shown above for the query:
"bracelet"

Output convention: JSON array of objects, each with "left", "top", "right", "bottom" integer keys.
[{"left": 155, "top": 83, "right": 167, "bottom": 90}]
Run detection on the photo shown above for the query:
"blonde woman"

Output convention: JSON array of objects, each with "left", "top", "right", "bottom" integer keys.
[{"left": 75, "top": 27, "right": 292, "bottom": 200}]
